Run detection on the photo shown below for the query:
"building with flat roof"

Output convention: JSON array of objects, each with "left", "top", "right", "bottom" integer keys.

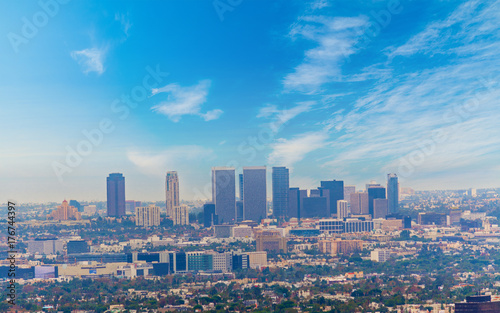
[
  {"left": 455, "top": 295, "right": 500, "bottom": 313},
  {"left": 243, "top": 166, "right": 267, "bottom": 223},
  {"left": 173, "top": 205, "right": 189, "bottom": 225},
  {"left": 135, "top": 205, "right": 160, "bottom": 227},
  {"left": 272, "top": 166, "right": 289, "bottom": 220},
  {"left": 255, "top": 229, "right": 288, "bottom": 253},
  {"left": 107, "top": 173, "right": 126, "bottom": 217},
  {"left": 320, "top": 180, "right": 344, "bottom": 216},
  {"left": 212, "top": 167, "right": 236, "bottom": 224}
]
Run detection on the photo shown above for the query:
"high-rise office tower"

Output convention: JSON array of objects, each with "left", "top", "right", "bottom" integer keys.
[
  {"left": 343, "top": 186, "right": 356, "bottom": 206},
  {"left": 135, "top": 205, "right": 160, "bottom": 227},
  {"left": 165, "top": 171, "right": 179, "bottom": 218},
  {"left": 243, "top": 166, "right": 267, "bottom": 223},
  {"left": 212, "top": 167, "right": 236, "bottom": 224},
  {"left": 107, "top": 173, "right": 125, "bottom": 217},
  {"left": 350, "top": 192, "right": 369, "bottom": 215},
  {"left": 272, "top": 167, "right": 289, "bottom": 219},
  {"left": 368, "top": 185, "right": 386, "bottom": 217},
  {"left": 387, "top": 173, "right": 399, "bottom": 214},
  {"left": 337, "top": 200, "right": 349, "bottom": 219},
  {"left": 288, "top": 188, "right": 306, "bottom": 219},
  {"left": 320, "top": 180, "right": 344, "bottom": 216},
  {"left": 239, "top": 174, "right": 244, "bottom": 201}
]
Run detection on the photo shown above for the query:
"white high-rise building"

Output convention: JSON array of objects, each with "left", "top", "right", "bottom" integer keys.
[
  {"left": 174, "top": 205, "right": 189, "bottom": 225},
  {"left": 337, "top": 200, "right": 349, "bottom": 219},
  {"left": 166, "top": 171, "right": 180, "bottom": 218},
  {"left": 135, "top": 205, "right": 160, "bottom": 227}
]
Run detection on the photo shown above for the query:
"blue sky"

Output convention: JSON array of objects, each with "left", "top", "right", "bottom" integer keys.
[{"left": 1, "top": 0, "right": 499, "bottom": 203}]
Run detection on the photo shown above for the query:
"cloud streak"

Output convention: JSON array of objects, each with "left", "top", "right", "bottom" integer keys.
[
  {"left": 151, "top": 80, "right": 223, "bottom": 122},
  {"left": 70, "top": 47, "right": 107, "bottom": 75},
  {"left": 284, "top": 15, "right": 369, "bottom": 93},
  {"left": 127, "top": 145, "right": 215, "bottom": 176}
]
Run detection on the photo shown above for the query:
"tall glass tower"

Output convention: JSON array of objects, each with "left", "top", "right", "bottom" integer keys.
[
  {"left": 243, "top": 166, "right": 267, "bottom": 223},
  {"left": 272, "top": 166, "right": 289, "bottom": 219},
  {"left": 212, "top": 167, "right": 236, "bottom": 224},
  {"left": 107, "top": 173, "right": 125, "bottom": 217},
  {"left": 387, "top": 173, "right": 399, "bottom": 214}
]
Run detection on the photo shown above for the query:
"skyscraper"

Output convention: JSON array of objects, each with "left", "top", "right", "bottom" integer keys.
[
  {"left": 212, "top": 167, "right": 236, "bottom": 224},
  {"left": 320, "top": 180, "right": 344, "bottom": 216},
  {"left": 165, "top": 171, "right": 179, "bottom": 218},
  {"left": 272, "top": 166, "right": 289, "bottom": 219},
  {"left": 243, "top": 166, "right": 267, "bottom": 223},
  {"left": 387, "top": 173, "right": 399, "bottom": 214},
  {"left": 368, "top": 185, "right": 386, "bottom": 217},
  {"left": 107, "top": 173, "right": 125, "bottom": 217}
]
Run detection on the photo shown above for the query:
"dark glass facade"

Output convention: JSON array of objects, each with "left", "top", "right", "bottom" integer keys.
[
  {"left": 320, "top": 180, "right": 344, "bottom": 216},
  {"left": 387, "top": 173, "right": 399, "bottom": 214},
  {"left": 368, "top": 186, "right": 386, "bottom": 217},
  {"left": 203, "top": 203, "right": 217, "bottom": 227},
  {"left": 243, "top": 167, "right": 267, "bottom": 223},
  {"left": 107, "top": 173, "right": 125, "bottom": 217},
  {"left": 212, "top": 168, "right": 236, "bottom": 224},
  {"left": 272, "top": 167, "right": 289, "bottom": 219}
]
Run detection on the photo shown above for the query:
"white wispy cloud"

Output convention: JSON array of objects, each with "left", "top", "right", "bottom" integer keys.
[
  {"left": 257, "top": 101, "right": 315, "bottom": 132},
  {"left": 127, "top": 145, "right": 215, "bottom": 176},
  {"left": 151, "top": 80, "right": 223, "bottom": 122},
  {"left": 115, "top": 13, "right": 132, "bottom": 37},
  {"left": 387, "top": 0, "right": 497, "bottom": 58},
  {"left": 310, "top": 0, "right": 329, "bottom": 10},
  {"left": 268, "top": 131, "right": 329, "bottom": 167},
  {"left": 70, "top": 47, "right": 107, "bottom": 75},
  {"left": 284, "top": 15, "right": 369, "bottom": 93}
]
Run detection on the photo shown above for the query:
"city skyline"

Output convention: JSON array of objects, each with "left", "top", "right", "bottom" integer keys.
[
  {"left": 2, "top": 0, "right": 500, "bottom": 203},
  {"left": 2, "top": 1, "right": 500, "bottom": 312}
]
